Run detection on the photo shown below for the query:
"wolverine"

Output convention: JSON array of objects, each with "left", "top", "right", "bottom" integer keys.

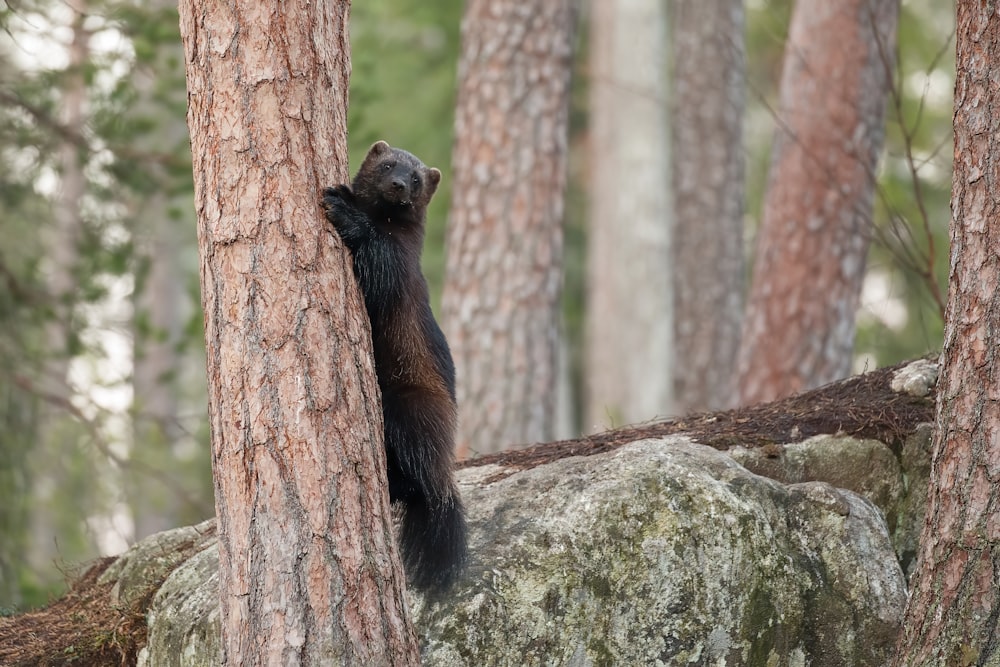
[{"left": 321, "top": 141, "right": 466, "bottom": 593}]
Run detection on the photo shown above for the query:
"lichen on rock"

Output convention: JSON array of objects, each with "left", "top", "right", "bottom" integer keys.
[{"left": 413, "top": 438, "right": 905, "bottom": 666}]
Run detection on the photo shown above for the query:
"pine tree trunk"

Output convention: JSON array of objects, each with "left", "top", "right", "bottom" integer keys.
[
  {"left": 736, "top": 0, "right": 898, "bottom": 406},
  {"left": 585, "top": 0, "right": 673, "bottom": 432},
  {"left": 892, "top": 5, "right": 1000, "bottom": 664},
  {"left": 178, "top": 1, "right": 419, "bottom": 663},
  {"left": 670, "top": 0, "right": 746, "bottom": 414},
  {"left": 441, "top": 0, "right": 576, "bottom": 456}
]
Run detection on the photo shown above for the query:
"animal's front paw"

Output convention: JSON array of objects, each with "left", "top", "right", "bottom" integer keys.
[
  {"left": 321, "top": 184, "right": 354, "bottom": 206},
  {"left": 321, "top": 185, "right": 356, "bottom": 225}
]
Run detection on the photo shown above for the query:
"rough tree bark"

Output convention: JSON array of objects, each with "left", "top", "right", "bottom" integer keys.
[
  {"left": 441, "top": 0, "right": 576, "bottom": 456},
  {"left": 736, "top": 0, "right": 899, "bottom": 406},
  {"left": 670, "top": 0, "right": 746, "bottom": 413},
  {"left": 586, "top": 0, "right": 673, "bottom": 432},
  {"left": 177, "top": 1, "right": 419, "bottom": 663},
  {"left": 892, "top": 5, "right": 1000, "bottom": 665}
]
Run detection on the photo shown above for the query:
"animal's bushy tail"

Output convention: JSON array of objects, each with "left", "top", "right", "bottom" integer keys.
[{"left": 397, "top": 491, "right": 467, "bottom": 595}]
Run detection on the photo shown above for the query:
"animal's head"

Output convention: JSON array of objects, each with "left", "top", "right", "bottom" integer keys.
[{"left": 354, "top": 140, "right": 442, "bottom": 209}]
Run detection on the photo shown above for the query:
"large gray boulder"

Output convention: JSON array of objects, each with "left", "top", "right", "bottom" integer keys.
[{"left": 126, "top": 438, "right": 905, "bottom": 666}]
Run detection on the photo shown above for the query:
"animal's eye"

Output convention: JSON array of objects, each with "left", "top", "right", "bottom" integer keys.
[
  {"left": 383, "top": 162, "right": 393, "bottom": 171},
  {"left": 412, "top": 176, "right": 420, "bottom": 185}
]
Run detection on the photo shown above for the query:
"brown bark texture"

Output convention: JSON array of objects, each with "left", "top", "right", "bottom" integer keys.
[
  {"left": 736, "top": 0, "right": 899, "bottom": 406},
  {"left": 670, "top": 0, "right": 746, "bottom": 413},
  {"left": 441, "top": 0, "right": 576, "bottom": 456},
  {"left": 585, "top": 0, "right": 673, "bottom": 432},
  {"left": 892, "top": 5, "right": 1000, "bottom": 665},
  {"left": 177, "top": 1, "right": 419, "bottom": 664}
]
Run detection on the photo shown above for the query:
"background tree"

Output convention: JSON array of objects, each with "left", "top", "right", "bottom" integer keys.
[
  {"left": 28, "top": 0, "right": 91, "bottom": 585},
  {"left": 736, "top": 0, "right": 900, "bottom": 406},
  {"left": 177, "top": 0, "right": 419, "bottom": 661},
  {"left": 740, "top": 0, "right": 953, "bottom": 374},
  {"left": 669, "top": 0, "right": 746, "bottom": 413},
  {"left": 892, "top": 4, "right": 1000, "bottom": 663},
  {"left": 124, "top": 0, "right": 209, "bottom": 541},
  {"left": 585, "top": 0, "right": 673, "bottom": 432},
  {"left": 12, "top": 0, "right": 127, "bottom": 599},
  {"left": 441, "top": 0, "right": 577, "bottom": 456}
]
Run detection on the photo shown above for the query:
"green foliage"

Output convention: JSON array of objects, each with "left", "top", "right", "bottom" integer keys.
[
  {"left": 0, "top": 0, "right": 209, "bottom": 606},
  {"left": 857, "top": 0, "right": 954, "bottom": 366},
  {"left": 562, "top": 22, "right": 592, "bottom": 424},
  {"left": 744, "top": 0, "right": 792, "bottom": 228}
]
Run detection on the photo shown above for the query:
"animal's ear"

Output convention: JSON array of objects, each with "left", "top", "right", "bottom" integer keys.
[
  {"left": 357, "top": 141, "right": 392, "bottom": 178},
  {"left": 426, "top": 167, "right": 442, "bottom": 195},
  {"left": 368, "top": 140, "right": 391, "bottom": 157}
]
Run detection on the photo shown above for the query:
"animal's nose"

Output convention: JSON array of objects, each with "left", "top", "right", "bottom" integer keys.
[{"left": 391, "top": 178, "right": 406, "bottom": 191}]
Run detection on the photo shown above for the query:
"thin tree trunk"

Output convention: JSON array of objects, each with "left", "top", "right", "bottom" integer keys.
[
  {"left": 29, "top": 0, "right": 90, "bottom": 584},
  {"left": 441, "top": 0, "right": 576, "bottom": 456},
  {"left": 585, "top": 0, "right": 673, "bottom": 432},
  {"left": 131, "top": 209, "right": 186, "bottom": 539},
  {"left": 892, "top": 5, "right": 1000, "bottom": 664},
  {"left": 736, "top": 0, "right": 899, "bottom": 406},
  {"left": 670, "top": 0, "right": 746, "bottom": 414},
  {"left": 178, "top": 1, "right": 419, "bottom": 663},
  {"left": 47, "top": 3, "right": 87, "bottom": 336}
]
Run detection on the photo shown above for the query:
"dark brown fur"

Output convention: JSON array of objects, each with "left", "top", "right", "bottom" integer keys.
[{"left": 321, "top": 141, "right": 466, "bottom": 593}]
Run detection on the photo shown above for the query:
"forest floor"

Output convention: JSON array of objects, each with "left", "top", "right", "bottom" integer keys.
[
  {"left": 0, "top": 359, "right": 936, "bottom": 665},
  {"left": 0, "top": 557, "right": 149, "bottom": 666}
]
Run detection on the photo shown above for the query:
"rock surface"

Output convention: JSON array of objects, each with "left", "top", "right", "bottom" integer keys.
[
  {"left": 729, "top": 424, "right": 932, "bottom": 576},
  {"left": 119, "top": 438, "right": 906, "bottom": 666}
]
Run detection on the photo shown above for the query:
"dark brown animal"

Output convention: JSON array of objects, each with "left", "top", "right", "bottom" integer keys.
[{"left": 321, "top": 141, "right": 466, "bottom": 594}]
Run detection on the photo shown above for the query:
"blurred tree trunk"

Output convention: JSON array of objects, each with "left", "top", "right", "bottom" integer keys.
[
  {"left": 46, "top": 5, "right": 87, "bottom": 350},
  {"left": 441, "top": 0, "right": 577, "bottom": 456},
  {"left": 585, "top": 0, "right": 673, "bottom": 432},
  {"left": 128, "top": 0, "right": 199, "bottom": 541},
  {"left": 892, "top": 5, "right": 1000, "bottom": 664},
  {"left": 178, "top": 0, "right": 419, "bottom": 663},
  {"left": 29, "top": 0, "right": 90, "bottom": 588},
  {"left": 670, "top": 0, "right": 745, "bottom": 414},
  {"left": 736, "top": 0, "right": 899, "bottom": 406}
]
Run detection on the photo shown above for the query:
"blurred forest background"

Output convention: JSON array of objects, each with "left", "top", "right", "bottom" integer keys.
[{"left": 0, "top": 0, "right": 953, "bottom": 608}]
